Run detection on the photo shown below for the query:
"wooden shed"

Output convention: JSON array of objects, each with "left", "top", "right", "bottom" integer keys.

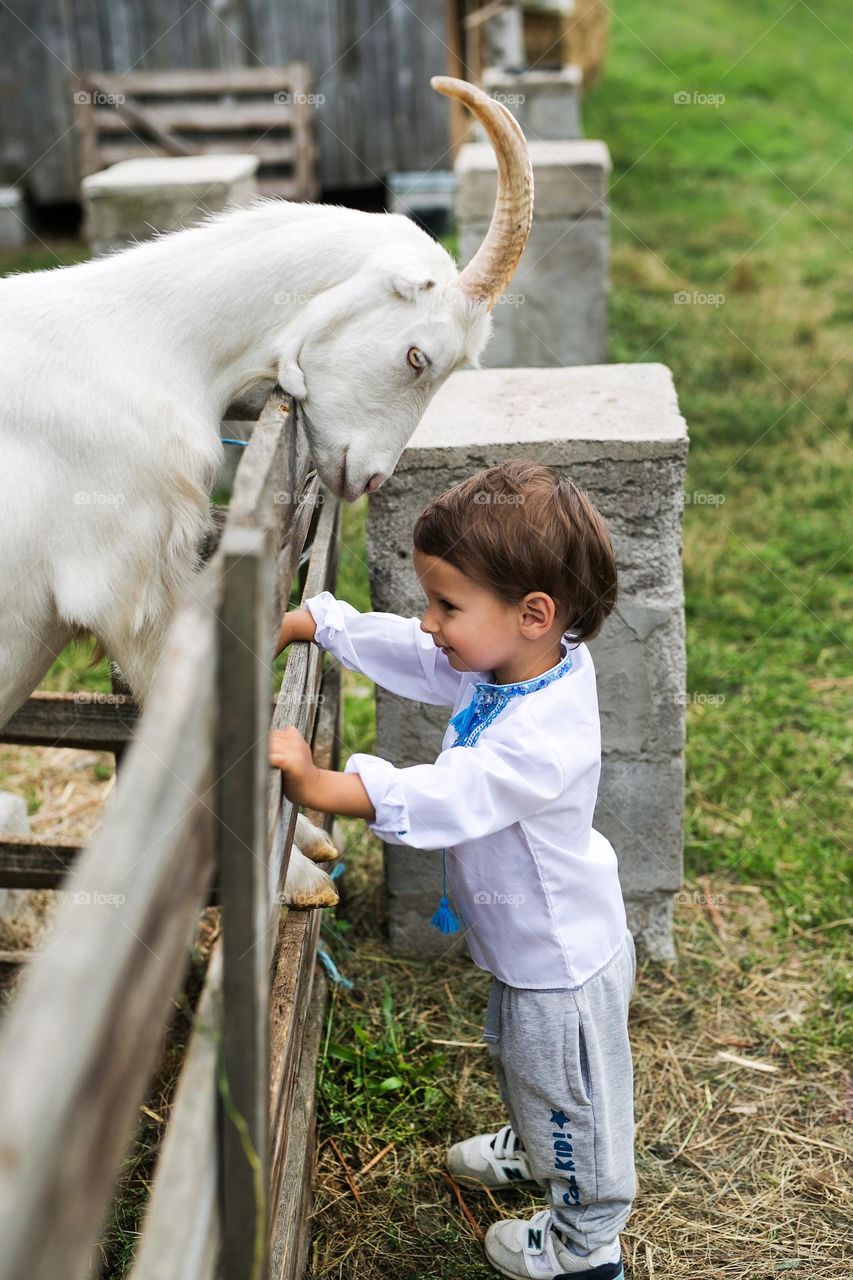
[{"left": 0, "top": 0, "right": 460, "bottom": 205}]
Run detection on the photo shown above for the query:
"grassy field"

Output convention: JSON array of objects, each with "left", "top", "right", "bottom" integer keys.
[{"left": 0, "top": 1, "right": 850, "bottom": 1275}]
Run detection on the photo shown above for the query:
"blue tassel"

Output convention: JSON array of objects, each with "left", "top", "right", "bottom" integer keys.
[{"left": 430, "top": 849, "right": 461, "bottom": 934}]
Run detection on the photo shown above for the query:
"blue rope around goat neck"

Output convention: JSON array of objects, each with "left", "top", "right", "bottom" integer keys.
[
  {"left": 220, "top": 437, "right": 249, "bottom": 447},
  {"left": 430, "top": 848, "right": 461, "bottom": 934}
]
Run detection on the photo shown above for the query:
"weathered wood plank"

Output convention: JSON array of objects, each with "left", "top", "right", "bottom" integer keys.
[
  {"left": 0, "top": 690, "right": 140, "bottom": 750},
  {"left": 128, "top": 946, "right": 222, "bottom": 1280},
  {"left": 0, "top": 833, "right": 83, "bottom": 888},
  {"left": 269, "top": 967, "right": 327, "bottom": 1280},
  {"left": 268, "top": 903, "right": 322, "bottom": 1223},
  {"left": 267, "top": 497, "right": 339, "bottom": 917},
  {"left": 0, "top": 572, "right": 221, "bottom": 1280},
  {"left": 268, "top": 660, "right": 339, "bottom": 1219},
  {"left": 92, "top": 105, "right": 298, "bottom": 132},
  {"left": 89, "top": 65, "right": 315, "bottom": 95},
  {"left": 94, "top": 141, "right": 299, "bottom": 167},
  {"left": 216, "top": 524, "right": 275, "bottom": 1280}
]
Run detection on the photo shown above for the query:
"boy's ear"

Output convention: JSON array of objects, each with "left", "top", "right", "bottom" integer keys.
[{"left": 521, "top": 592, "right": 558, "bottom": 634}]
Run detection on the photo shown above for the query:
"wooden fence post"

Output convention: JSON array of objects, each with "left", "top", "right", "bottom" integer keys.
[{"left": 216, "top": 524, "right": 276, "bottom": 1280}]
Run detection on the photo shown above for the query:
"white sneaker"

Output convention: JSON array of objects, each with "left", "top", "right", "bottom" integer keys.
[
  {"left": 447, "top": 1123, "right": 536, "bottom": 1189},
  {"left": 484, "top": 1207, "right": 623, "bottom": 1280}
]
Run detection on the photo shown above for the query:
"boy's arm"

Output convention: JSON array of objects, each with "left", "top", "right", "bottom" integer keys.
[
  {"left": 269, "top": 726, "right": 375, "bottom": 819},
  {"left": 340, "top": 736, "right": 568, "bottom": 848},
  {"left": 275, "top": 606, "right": 317, "bottom": 655},
  {"left": 279, "top": 590, "right": 462, "bottom": 707}
]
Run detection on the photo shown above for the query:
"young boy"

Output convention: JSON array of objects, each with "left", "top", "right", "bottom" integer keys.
[{"left": 269, "top": 460, "right": 636, "bottom": 1280}]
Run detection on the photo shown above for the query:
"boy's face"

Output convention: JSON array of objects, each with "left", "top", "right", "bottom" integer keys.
[{"left": 413, "top": 548, "right": 533, "bottom": 678}]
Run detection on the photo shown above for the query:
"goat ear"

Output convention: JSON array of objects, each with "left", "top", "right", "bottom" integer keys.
[
  {"left": 387, "top": 273, "right": 437, "bottom": 302},
  {"left": 278, "top": 354, "right": 307, "bottom": 400}
]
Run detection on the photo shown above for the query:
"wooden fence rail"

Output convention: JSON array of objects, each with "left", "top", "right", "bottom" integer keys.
[{"left": 0, "top": 389, "right": 339, "bottom": 1280}]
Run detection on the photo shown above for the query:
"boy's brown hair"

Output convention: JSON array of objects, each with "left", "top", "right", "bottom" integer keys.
[{"left": 412, "top": 460, "right": 618, "bottom": 644}]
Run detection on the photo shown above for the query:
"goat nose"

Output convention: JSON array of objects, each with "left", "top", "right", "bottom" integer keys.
[{"left": 363, "top": 472, "right": 385, "bottom": 494}]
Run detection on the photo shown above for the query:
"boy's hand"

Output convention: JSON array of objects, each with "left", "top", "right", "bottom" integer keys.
[
  {"left": 269, "top": 727, "right": 320, "bottom": 806},
  {"left": 275, "top": 607, "right": 317, "bottom": 657}
]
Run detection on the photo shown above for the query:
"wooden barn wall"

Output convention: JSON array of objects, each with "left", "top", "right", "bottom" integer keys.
[{"left": 0, "top": 0, "right": 452, "bottom": 203}]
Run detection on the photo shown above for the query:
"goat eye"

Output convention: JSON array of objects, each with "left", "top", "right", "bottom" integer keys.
[{"left": 407, "top": 346, "right": 429, "bottom": 371}]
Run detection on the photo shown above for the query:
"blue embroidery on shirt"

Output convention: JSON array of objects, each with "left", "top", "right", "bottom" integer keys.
[{"left": 447, "top": 642, "right": 574, "bottom": 747}]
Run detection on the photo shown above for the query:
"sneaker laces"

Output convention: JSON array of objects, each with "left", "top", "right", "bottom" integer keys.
[{"left": 489, "top": 1124, "right": 525, "bottom": 1160}]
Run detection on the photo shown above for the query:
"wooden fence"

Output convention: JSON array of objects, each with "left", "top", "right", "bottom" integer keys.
[{"left": 0, "top": 388, "right": 339, "bottom": 1280}]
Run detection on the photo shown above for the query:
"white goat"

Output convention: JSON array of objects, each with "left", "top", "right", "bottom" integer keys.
[{"left": 0, "top": 77, "right": 532, "bottom": 905}]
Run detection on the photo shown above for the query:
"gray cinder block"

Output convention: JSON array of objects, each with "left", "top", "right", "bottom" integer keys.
[
  {"left": 81, "top": 154, "right": 259, "bottom": 257},
  {"left": 456, "top": 140, "right": 610, "bottom": 367},
  {"left": 366, "top": 364, "right": 688, "bottom": 961},
  {"left": 475, "top": 65, "right": 583, "bottom": 142}
]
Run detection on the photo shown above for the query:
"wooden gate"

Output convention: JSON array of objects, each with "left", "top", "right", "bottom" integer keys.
[{"left": 0, "top": 389, "right": 339, "bottom": 1280}]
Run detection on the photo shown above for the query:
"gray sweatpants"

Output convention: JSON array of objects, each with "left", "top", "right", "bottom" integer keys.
[{"left": 483, "top": 929, "right": 637, "bottom": 1253}]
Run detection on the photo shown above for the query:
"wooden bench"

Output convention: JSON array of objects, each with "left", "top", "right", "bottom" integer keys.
[{"left": 72, "top": 66, "right": 321, "bottom": 201}]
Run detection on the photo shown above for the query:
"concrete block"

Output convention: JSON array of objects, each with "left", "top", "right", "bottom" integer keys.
[
  {"left": 591, "top": 601, "right": 686, "bottom": 759},
  {"left": 456, "top": 139, "right": 608, "bottom": 219},
  {"left": 0, "top": 186, "right": 28, "bottom": 249},
  {"left": 461, "top": 214, "right": 607, "bottom": 366},
  {"left": 384, "top": 845, "right": 468, "bottom": 958},
  {"left": 81, "top": 154, "right": 259, "bottom": 257},
  {"left": 625, "top": 893, "right": 676, "bottom": 962},
  {"left": 594, "top": 756, "right": 685, "bottom": 897},
  {"left": 476, "top": 65, "right": 583, "bottom": 142},
  {"left": 365, "top": 364, "right": 688, "bottom": 958},
  {"left": 456, "top": 140, "right": 610, "bottom": 366}
]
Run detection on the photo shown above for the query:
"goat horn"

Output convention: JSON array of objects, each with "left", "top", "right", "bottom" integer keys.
[{"left": 431, "top": 75, "right": 533, "bottom": 311}]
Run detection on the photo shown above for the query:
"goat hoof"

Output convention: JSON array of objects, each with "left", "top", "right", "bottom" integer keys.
[
  {"left": 294, "top": 815, "right": 339, "bottom": 863},
  {"left": 285, "top": 880, "right": 340, "bottom": 909}
]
